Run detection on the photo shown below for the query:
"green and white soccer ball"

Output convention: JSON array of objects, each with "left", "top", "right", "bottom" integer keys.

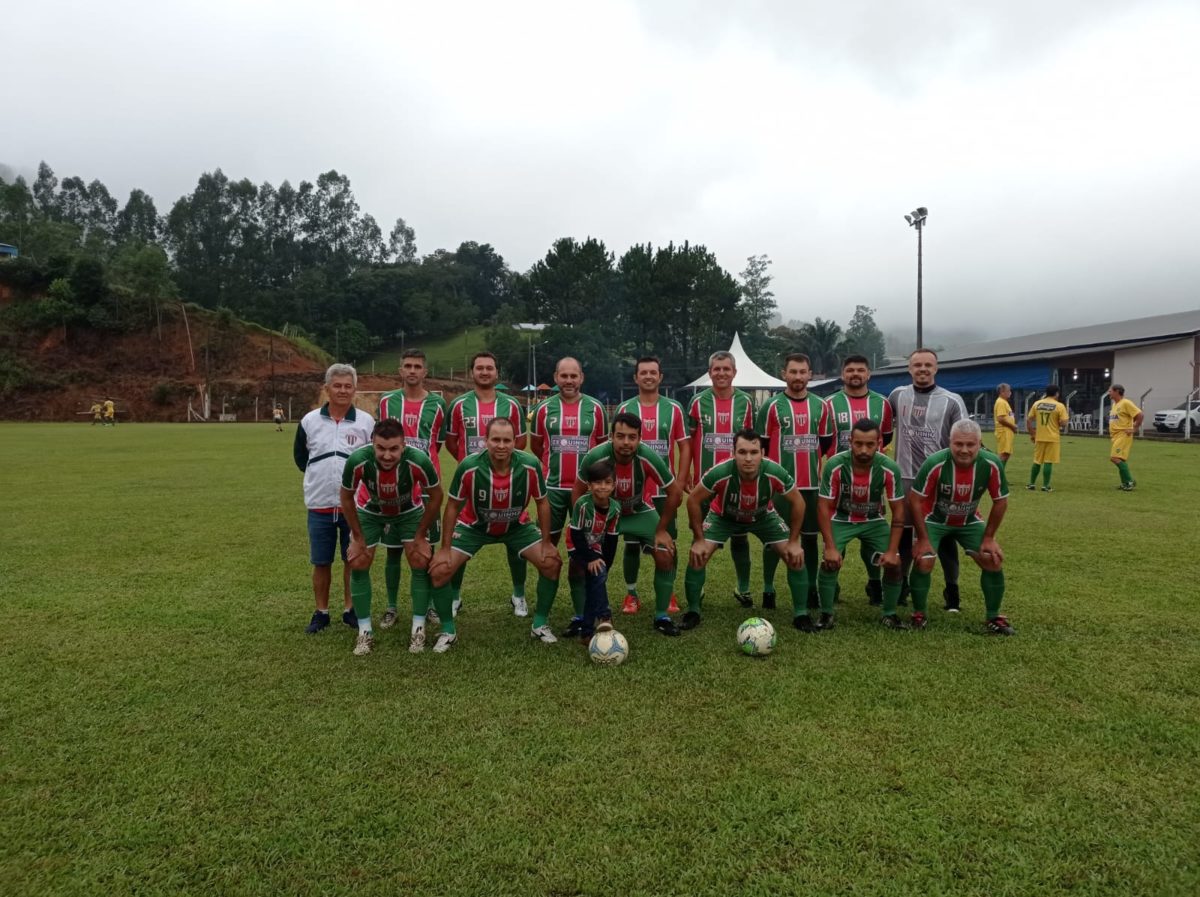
[
  {"left": 737, "top": 617, "right": 776, "bottom": 657},
  {"left": 588, "top": 628, "right": 630, "bottom": 666}
]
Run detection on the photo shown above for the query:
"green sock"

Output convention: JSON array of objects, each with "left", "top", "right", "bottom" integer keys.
[
  {"left": 731, "top": 536, "right": 751, "bottom": 594},
  {"left": 1001, "top": 456, "right": 1009, "bottom": 470},
  {"left": 981, "top": 569, "right": 1005, "bottom": 619},
  {"left": 532, "top": 574, "right": 557, "bottom": 628},
  {"left": 653, "top": 566, "right": 675, "bottom": 616},
  {"left": 385, "top": 552, "right": 402, "bottom": 609},
  {"left": 1029, "top": 463, "right": 1041, "bottom": 486},
  {"left": 623, "top": 543, "right": 641, "bottom": 595},
  {"left": 1042, "top": 463, "right": 1053, "bottom": 487},
  {"left": 860, "top": 542, "right": 881, "bottom": 583},
  {"left": 786, "top": 566, "right": 809, "bottom": 615},
  {"left": 761, "top": 545, "right": 779, "bottom": 594},
  {"left": 451, "top": 565, "right": 465, "bottom": 602},
  {"left": 882, "top": 578, "right": 902, "bottom": 615},
  {"left": 1117, "top": 461, "right": 1132, "bottom": 485},
  {"left": 350, "top": 568, "right": 372, "bottom": 622},
  {"left": 432, "top": 584, "right": 455, "bottom": 635},
  {"left": 908, "top": 569, "right": 931, "bottom": 614},
  {"left": 816, "top": 569, "right": 838, "bottom": 614},
  {"left": 507, "top": 549, "right": 527, "bottom": 598},
  {"left": 569, "top": 573, "right": 585, "bottom": 617},
  {"left": 411, "top": 569, "right": 431, "bottom": 617},
  {"left": 684, "top": 565, "right": 706, "bottom": 613}
]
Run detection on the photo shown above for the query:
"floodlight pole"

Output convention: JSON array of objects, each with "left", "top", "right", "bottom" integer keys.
[{"left": 915, "top": 217, "right": 924, "bottom": 348}]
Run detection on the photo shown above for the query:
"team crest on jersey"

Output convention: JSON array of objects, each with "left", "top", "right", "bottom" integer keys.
[
  {"left": 616, "top": 474, "right": 633, "bottom": 495},
  {"left": 853, "top": 485, "right": 868, "bottom": 499},
  {"left": 404, "top": 413, "right": 418, "bottom": 428},
  {"left": 563, "top": 416, "right": 577, "bottom": 428},
  {"left": 494, "top": 488, "right": 509, "bottom": 502},
  {"left": 956, "top": 483, "right": 972, "bottom": 496},
  {"left": 380, "top": 480, "right": 397, "bottom": 496},
  {"left": 740, "top": 493, "right": 757, "bottom": 508},
  {"left": 643, "top": 420, "right": 654, "bottom": 431},
  {"left": 911, "top": 407, "right": 927, "bottom": 422},
  {"left": 717, "top": 412, "right": 730, "bottom": 426},
  {"left": 346, "top": 434, "right": 360, "bottom": 446}
]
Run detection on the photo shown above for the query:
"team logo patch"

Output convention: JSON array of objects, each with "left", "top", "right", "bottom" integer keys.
[{"left": 346, "top": 434, "right": 360, "bottom": 446}]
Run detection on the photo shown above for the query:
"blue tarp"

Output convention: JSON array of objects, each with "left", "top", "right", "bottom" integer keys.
[{"left": 863, "top": 360, "right": 1055, "bottom": 396}]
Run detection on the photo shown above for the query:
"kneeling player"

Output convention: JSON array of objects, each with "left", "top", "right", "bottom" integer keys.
[
  {"left": 908, "top": 419, "right": 1014, "bottom": 634},
  {"left": 427, "top": 418, "right": 563, "bottom": 653},
  {"left": 340, "top": 418, "right": 443, "bottom": 656},
  {"left": 816, "top": 419, "right": 906, "bottom": 630},
  {"left": 682, "top": 429, "right": 806, "bottom": 630},
  {"left": 567, "top": 460, "right": 621, "bottom": 640}
]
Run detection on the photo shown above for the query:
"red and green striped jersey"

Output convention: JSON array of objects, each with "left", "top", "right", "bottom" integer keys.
[
  {"left": 531, "top": 394, "right": 607, "bottom": 490},
  {"left": 448, "top": 449, "right": 546, "bottom": 536},
  {"left": 579, "top": 442, "right": 674, "bottom": 517},
  {"left": 819, "top": 391, "right": 894, "bottom": 455},
  {"left": 819, "top": 451, "right": 904, "bottom": 524},
  {"left": 615, "top": 395, "right": 687, "bottom": 496},
  {"left": 569, "top": 493, "right": 621, "bottom": 553},
  {"left": 377, "top": 390, "right": 448, "bottom": 474},
  {"left": 700, "top": 458, "right": 795, "bottom": 523},
  {"left": 446, "top": 391, "right": 526, "bottom": 461},
  {"left": 911, "top": 448, "right": 1008, "bottom": 526},
  {"left": 687, "top": 388, "right": 755, "bottom": 482},
  {"left": 756, "top": 393, "right": 824, "bottom": 490},
  {"left": 342, "top": 444, "right": 439, "bottom": 517}
]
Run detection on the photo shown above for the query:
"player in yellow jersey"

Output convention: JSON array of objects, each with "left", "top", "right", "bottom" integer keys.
[
  {"left": 90, "top": 401, "right": 103, "bottom": 425},
  {"left": 1106, "top": 384, "right": 1143, "bottom": 492},
  {"left": 993, "top": 384, "right": 1017, "bottom": 467},
  {"left": 1025, "top": 384, "right": 1069, "bottom": 492},
  {"left": 102, "top": 398, "right": 116, "bottom": 426}
]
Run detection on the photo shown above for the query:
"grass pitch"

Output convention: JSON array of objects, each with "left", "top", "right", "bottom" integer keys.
[{"left": 1, "top": 425, "right": 1198, "bottom": 896}]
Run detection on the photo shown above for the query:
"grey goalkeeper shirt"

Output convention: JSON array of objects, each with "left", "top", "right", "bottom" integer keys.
[{"left": 887, "top": 384, "right": 969, "bottom": 483}]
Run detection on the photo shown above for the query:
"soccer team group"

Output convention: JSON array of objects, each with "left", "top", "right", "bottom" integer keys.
[{"left": 292, "top": 348, "right": 1146, "bottom": 656}]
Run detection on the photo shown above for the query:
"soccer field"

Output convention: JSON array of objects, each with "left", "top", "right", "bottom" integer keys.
[{"left": 2, "top": 424, "right": 1198, "bottom": 896}]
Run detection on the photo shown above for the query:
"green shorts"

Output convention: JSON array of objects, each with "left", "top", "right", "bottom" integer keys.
[
  {"left": 360, "top": 507, "right": 433, "bottom": 549},
  {"left": 651, "top": 495, "right": 678, "bottom": 539},
  {"left": 701, "top": 510, "right": 790, "bottom": 546},
  {"left": 450, "top": 521, "right": 543, "bottom": 558},
  {"left": 548, "top": 489, "right": 572, "bottom": 535},
  {"left": 618, "top": 507, "right": 666, "bottom": 554},
  {"left": 924, "top": 521, "right": 985, "bottom": 554},
  {"left": 771, "top": 490, "right": 817, "bottom": 536},
  {"left": 829, "top": 518, "right": 892, "bottom": 557}
]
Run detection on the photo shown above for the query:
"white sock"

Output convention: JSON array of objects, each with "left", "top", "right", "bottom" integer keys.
[
  {"left": 626, "top": 583, "right": 638, "bottom": 593},
  {"left": 412, "top": 616, "right": 425, "bottom": 634},
  {"left": 358, "top": 618, "right": 373, "bottom": 634}
]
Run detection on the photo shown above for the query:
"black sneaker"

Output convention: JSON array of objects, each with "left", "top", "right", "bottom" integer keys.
[
  {"left": 306, "top": 611, "right": 331, "bottom": 634},
  {"left": 560, "top": 618, "right": 586, "bottom": 639},
  {"left": 733, "top": 591, "right": 753, "bottom": 609},
  {"left": 653, "top": 616, "right": 681, "bottom": 637},
  {"left": 342, "top": 609, "right": 358, "bottom": 629},
  {"left": 817, "top": 612, "right": 835, "bottom": 630},
  {"left": 793, "top": 614, "right": 818, "bottom": 632},
  {"left": 679, "top": 611, "right": 702, "bottom": 631},
  {"left": 865, "top": 580, "right": 883, "bottom": 606},
  {"left": 761, "top": 591, "right": 776, "bottom": 611},
  {"left": 1025, "top": 484, "right": 1036, "bottom": 491},
  {"left": 985, "top": 615, "right": 1016, "bottom": 636},
  {"left": 943, "top": 583, "right": 961, "bottom": 613},
  {"left": 807, "top": 590, "right": 820, "bottom": 610},
  {"left": 880, "top": 614, "right": 909, "bottom": 630}
]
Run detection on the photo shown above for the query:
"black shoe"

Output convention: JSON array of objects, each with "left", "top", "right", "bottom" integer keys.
[
  {"left": 865, "top": 580, "right": 883, "bottom": 606},
  {"left": 806, "top": 590, "right": 819, "bottom": 610},
  {"left": 761, "top": 591, "right": 776, "bottom": 611},
  {"left": 653, "top": 616, "right": 681, "bottom": 637},
  {"left": 793, "top": 614, "right": 818, "bottom": 632},
  {"left": 733, "top": 591, "right": 753, "bottom": 608},
  {"left": 817, "top": 612, "right": 835, "bottom": 630},
  {"left": 679, "top": 611, "right": 702, "bottom": 631},
  {"left": 880, "top": 614, "right": 909, "bottom": 630},
  {"left": 560, "top": 618, "right": 586, "bottom": 638},
  {"left": 342, "top": 609, "right": 358, "bottom": 629},
  {"left": 985, "top": 615, "right": 1016, "bottom": 636},
  {"left": 306, "top": 611, "right": 331, "bottom": 634},
  {"left": 943, "top": 583, "right": 961, "bottom": 613}
]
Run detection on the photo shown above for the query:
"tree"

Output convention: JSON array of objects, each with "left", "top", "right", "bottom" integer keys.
[
  {"left": 32, "top": 162, "right": 59, "bottom": 219},
  {"left": 388, "top": 217, "right": 417, "bottom": 263},
  {"left": 795, "top": 317, "right": 844, "bottom": 375},
  {"left": 738, "top": 254, "right": 776, "bottom": 351},
  {"left": 115, "top": 188, "right": 161, "bottom": 245},
  {"left": 841, "top": 304, "right": 887, "bottom": 368},
  {"left": 527, "top": 237, "right": 614, "bottom": 326}
]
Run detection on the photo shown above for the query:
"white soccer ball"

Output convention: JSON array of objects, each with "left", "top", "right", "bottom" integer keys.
[
  {"left": 588, "top": 628, "right": 630, "bottom": 666},
  {"left": 737, "top": 617, "right": 777, "bottom": 657}
]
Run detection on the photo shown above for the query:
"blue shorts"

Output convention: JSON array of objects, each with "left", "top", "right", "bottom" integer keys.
[{"left": 307, "top": 510, "right": 350, "bottom": 566}]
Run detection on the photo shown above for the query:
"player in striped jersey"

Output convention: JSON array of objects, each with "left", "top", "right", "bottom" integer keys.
[
  {"left": 615, "top": 356, "right": 689, "bottom": 615},
  {"left": 756, "top": 353, "right": 823, "bottom": 612},
  {"left": 566, "top": 460, "right": 622, "bottom": 639},
  {"left": 445, "top": 351, "right": 530, "bottom": 617},
  {"left": 339, "top": 418, "right": 443, "bottom": 656},
  {"left": 530, "top": 357, "right": 608, "bottom": 623},
  {"left": 908, "top": 420, "right": 1014, "bottom": 634},
  {"left": 375, "top": 349, "right": 449, "bottom": 630},
  {"left": 687, "top": 351, "right": 757, "bottom": 608},
  {"left": 819, "top": 354, "right": 894, "bottom": 606},
  {"left": 682, "top": 430, "right": 807, "bottom": 630},
  {"left": 427, "top": 418, "right": 563, "bottom": 652},
  {"left": 816, "top": 419, "right": 906, "bottom": 630}
]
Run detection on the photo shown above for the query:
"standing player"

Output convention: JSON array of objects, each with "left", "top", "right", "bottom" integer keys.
[
  {"left": 1025, "top": 384, "right": 1070, "bottom": 492},
  {"left": 572, "top": 412, "right": 685, "bottom": 636},
  {"left": 816, "top": 419, "right": 906, "bottom": 630},
  {"left": 102, "top": 398, "right": 116, "bottom": 426},
  {"left": 992, "top": 384, "right": 1017, "bottom": 467},
  {"left": 1106, "top": 384, "right": 1143, "bottom": 491},
  {"left": 340, "top": 419, "right": 443, "bottom": 655},
  {"left": 908, "top": 420, "right": 1014, "bottom": 634},
  {"left": 530, "top": 357, "right": 607, "bottom": 624},
  {"left": 682, "top": 429, "right": 807, "bottom": 630},
  {"left": 294, "top": 364, "right": 374, "bottom": 634},
  {"left": 615, "top": 356, "right": 689, "bottom": 615},
  {"left": 889, "top": 349, "right": 968, "bottom": 612},
  {"left": 90, "top": 401, "right": 103, "bottom": 425},
  {"left": 445, "top": 351, "right": 530, "bottom": 616},
  {"left": 376, "top": 349, "right": 449, "bottom": 630},
  {"left": 687, "top": 351, "right": 756, "bottom": 607},
  {"left": 756, "top": 353, "right": 822, "bottom": 611},
  {"left": 273, "top": 403, "right": 285, "bottom": 432},
  {"left": 427, "top": 418, "right": 563, "bottom": 652}
]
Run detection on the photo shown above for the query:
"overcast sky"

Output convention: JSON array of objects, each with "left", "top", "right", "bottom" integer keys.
[{"left": 5, "top": 0, "right": 1198, "bottom": 342}]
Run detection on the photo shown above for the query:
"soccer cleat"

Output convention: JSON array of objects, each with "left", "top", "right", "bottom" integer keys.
[
  {"left": 1041, "top": 486, "right": 1054, "bottom": 493},
  {"left": 511, "top": 595, "right": 529, "bottom": 618},
  {"left": 678, "top": 610, "right": 702, "bottom": 631},
  {"left": 353, "top": 632, "right": 374, "bottom": 656},
  {"left": 985, "top": 615, "right": 1016, "bottom": 636},
  {"left": 943, "top": 583, "right": 961, "bottom": 613},
  {"left": 622, "top": 594, "right": 641, "bottom": 614},
  {"left": 817, "top": 612, "right": 836, "bottom": 631},
  {"left": 668, "top": 594, "right": 680, "bottom": 613},
  {"left": 1025, "top": 483, "right": 1036, "bottom": 491},
  {"left": 733, "top": 591, "right": 753, "bottom": 609},
  {"left": 761, "top": 591, "right": 776, "bottom": 611},
  {"left": 342, "top": 609, "right": 358, "bottom": 629},
  {"left": 865, "top": 580, "right": 883, "bottom": 606},
  {"left": 793, "top": 614, "right": 818, "bottom": 633},
  {"left": 432, "top": 632, "right": 459, "bottom": 653},
  {"left": 560, "top": 618, "right": 586, "bottom": 639},
  {"left": 380, "top": 609, "right": 399, "bottom": 630},
  {"left": 427, "top": 606, "right": 440, "bottom": 625},
  {"left": 530, "top": 624, "right": 558, "bottom": 644},
  {"left": 1121, "top": 481, "right": 1137, "bottom": 492},
  {"left": 305, "top": 611, "right": 331, "bottom": 634},
  {"left": 910, "top": 612, "right": 928, "bottom": 630},
  {"left": 653, "top": 616, "right": 682, "bottom": 637},
  {"left": 880, "top": 614, "right": 909, "bottom": 631},
  {"left": 409, "top": 626, "right": 426, "bottom": 653}
]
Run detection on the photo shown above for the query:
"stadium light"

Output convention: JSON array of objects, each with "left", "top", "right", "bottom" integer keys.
[{"left": 905, "top": 207, "right": 928, "bottom": 347}]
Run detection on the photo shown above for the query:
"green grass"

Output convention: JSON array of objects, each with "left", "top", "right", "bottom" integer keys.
[
  {"left": 1, "top": 426, "right": 1198, "bottom": 896},
  {"left": 361, "top": 325, "right": 489, "bottom": 379}
]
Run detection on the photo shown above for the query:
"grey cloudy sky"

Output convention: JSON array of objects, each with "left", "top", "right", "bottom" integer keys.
[{"left": 6, "top": 0, "right": 1199, "bottom": 341}]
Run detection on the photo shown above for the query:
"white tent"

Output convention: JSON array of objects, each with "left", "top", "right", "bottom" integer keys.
[{"left": 687, "top": 332, "right": 786, "bottom": 390}]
